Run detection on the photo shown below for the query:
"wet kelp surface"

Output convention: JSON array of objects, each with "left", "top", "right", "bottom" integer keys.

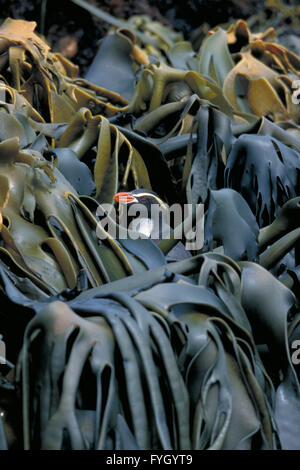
[{"left": 0, "top": 3, "right": 299, "bottom": 450}]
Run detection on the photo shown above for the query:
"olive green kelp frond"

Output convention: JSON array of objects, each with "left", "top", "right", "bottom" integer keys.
[
  {"left": 18, "top": 252, "right": 280, "bottom": 450},
  {"left": 0, "top": 7, "right": 299, "bottom": 451},
  {"left": 225, "top": 134, "right": 300, "bottom": 226},
  {"left": 0, "top": 18, "right": 129, "bottom": 122},
  {"left": 20, "top": 298, "right": 190, "bottom": 450},
  {"left": 56, "top": 107, "right": 152, "bottom": 204},
  {"left": 191, "top": 19, "right": 300, "bottom": 123},
  {"left": 0, "top": 137, "right": 165, "bottom": 297},
  {"left": 240, "top": 261, "right": 300, "bottom": 450},
  {"left": 128, "top": 61, "right": 237, "bottom": 119}
]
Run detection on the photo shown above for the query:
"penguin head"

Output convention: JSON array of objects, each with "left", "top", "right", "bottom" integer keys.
[
  {"left": 113, "top": 189, "right": 168, "bottom": 214},
  {"left": 113, "top": 189, "right": 169, "bottom": 239}
]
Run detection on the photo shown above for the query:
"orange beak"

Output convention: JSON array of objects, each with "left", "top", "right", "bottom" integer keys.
[{"left": 113, "top": 192, "right": 136, "bottom": 203}]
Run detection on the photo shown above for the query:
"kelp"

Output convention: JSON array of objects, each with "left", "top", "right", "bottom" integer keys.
[
  {"left": 0, "top": 136, "right": 167, "bottom": 296},
  {"left": 0, "top": 18, "right": 129, "bottom": 122},
  {"left": 203, "top": 189, "right": 259, "bottom": 262},
  {"left": 0, "top": 7, "right": 299, "bottom": 451},
  {"left": 225, "top": 134, "right": 300, "bottom": 226},
  {"left": 17, "top": 252, "right": 280, "bottom": 449},
  {"left": 240, "top": 261, "right": 300, "bottom": 449},
  {"left": 19, "top": 298, "right": 189, "bottom": 450}
]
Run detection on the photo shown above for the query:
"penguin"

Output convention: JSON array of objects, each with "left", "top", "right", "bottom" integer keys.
[{"left": 113, "top": 189, "right": 191, "bottom": 260}]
